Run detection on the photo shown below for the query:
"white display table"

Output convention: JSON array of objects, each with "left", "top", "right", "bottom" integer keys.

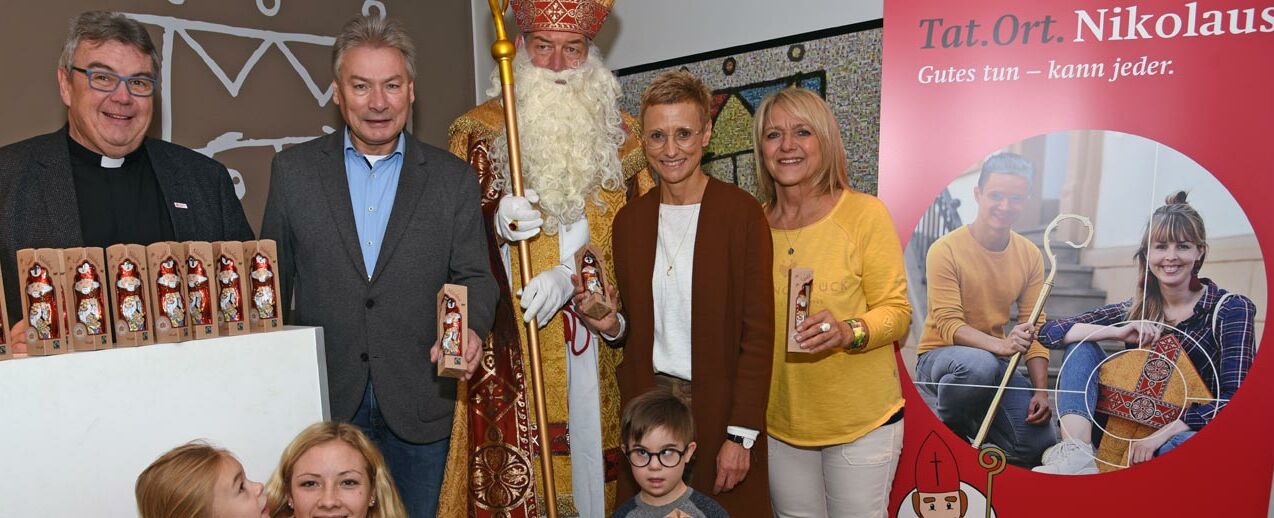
[{"left": 0, "top": 326, "right": 328, "bottom": 516}]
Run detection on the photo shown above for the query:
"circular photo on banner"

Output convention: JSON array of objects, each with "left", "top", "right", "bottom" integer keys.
[{"left": 900, "top": 129, "right": 1266, "bottom": 475}]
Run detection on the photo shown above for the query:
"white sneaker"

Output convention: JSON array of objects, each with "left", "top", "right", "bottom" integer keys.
[{"left": 1032, "top": 439, "right": 1098, "bottom": 475}]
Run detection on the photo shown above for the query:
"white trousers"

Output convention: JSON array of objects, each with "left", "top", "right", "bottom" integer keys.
[{"left": 768, "top": 420, "right": 904, "bottom": 518}]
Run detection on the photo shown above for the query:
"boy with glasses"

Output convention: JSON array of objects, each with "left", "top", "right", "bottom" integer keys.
[{"left": 613, "top": 389, "right": 727, "bottom": 518}]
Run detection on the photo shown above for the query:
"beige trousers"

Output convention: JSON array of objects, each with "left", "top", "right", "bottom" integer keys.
[{"left": 768, "top": 420, "right": 904, "bottom": 518}]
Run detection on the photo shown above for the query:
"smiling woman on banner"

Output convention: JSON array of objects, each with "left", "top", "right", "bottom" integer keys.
[
  {"left": 1032, "top": 191, "right": 1257, "bottom": 475},
  {"left": 572, "top": 70, "right": 775, "bottom": 515},
  {"left": 757, "top": 87, "right": 911, "bottom": 518}
]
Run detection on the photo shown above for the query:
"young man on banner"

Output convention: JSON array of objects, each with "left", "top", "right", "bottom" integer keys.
[
  {"left": 0, "top": 11, "right": 254, "bottom": 348},
  {"left": 914, "top": 152, "right": 1057, "bottom": 465},
  {"left": 446, "top": 1, "right": 655, "bottom": 515},
  {"left": 261, "top": 15, "right": 497, "bottom": 517}
]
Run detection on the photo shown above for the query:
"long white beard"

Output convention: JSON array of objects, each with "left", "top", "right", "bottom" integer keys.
[{"left": 488, "top": 46, "right": 626, "bottom": 234}]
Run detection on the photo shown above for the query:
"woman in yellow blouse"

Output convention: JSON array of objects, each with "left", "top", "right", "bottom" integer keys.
[{"left": 756, "top": 87, "right": 911, "bottom": 518}]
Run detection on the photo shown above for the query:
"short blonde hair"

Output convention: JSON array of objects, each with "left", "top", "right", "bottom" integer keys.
[
  {"left": 640, "top": 70, "right": 712, "bottom": 125},
  {"left": 135, "top": 442, "right": 233, "bottom": 518},
  {"left": 753, "top": 87, "right": 849, "bottom": 204},
  {"left": 266, "top": 422, "right": 407, "bottom": 518}
]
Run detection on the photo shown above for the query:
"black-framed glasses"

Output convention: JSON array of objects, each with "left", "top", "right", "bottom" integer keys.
[
  {"left": 70, "top": 67, "right": 158, "bottom": 97},
  {"left": 625, "top": 446, "right": 688, "bottom": 468}
]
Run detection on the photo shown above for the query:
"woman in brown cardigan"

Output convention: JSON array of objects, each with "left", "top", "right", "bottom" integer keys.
[{"left": 574, "top": 70, "right": 774, "bottom": 515}]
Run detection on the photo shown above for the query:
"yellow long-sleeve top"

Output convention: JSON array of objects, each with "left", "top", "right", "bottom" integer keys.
[
  {"left": 767, "top": 190, "right": 912, "bottom": 447},
  {"left": 917, "top": 225, "right": 1049, "bottom": 361}
]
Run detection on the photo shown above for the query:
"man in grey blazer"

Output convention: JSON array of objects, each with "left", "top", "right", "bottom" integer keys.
[
  {"left": 260, "top": 15, "right": 497, "bottom": 517},
  {"left": 0, "top": 11, "right": 253, "bottom": 345}
]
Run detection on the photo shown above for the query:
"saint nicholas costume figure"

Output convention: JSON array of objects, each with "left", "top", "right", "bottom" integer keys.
[{"left": 444, "top": 1, "right": 654, "bottom": 516}]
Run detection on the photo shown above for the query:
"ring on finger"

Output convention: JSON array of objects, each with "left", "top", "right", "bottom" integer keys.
[
  {"left": 509, "top": 220, "right": 520, "bottom": 231},
  {"left": 818, "top": 322, "right": 832, "bottom": 333}
]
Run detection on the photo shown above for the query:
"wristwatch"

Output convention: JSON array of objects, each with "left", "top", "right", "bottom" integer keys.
[{"left": 726, "top": 433, "right": 755, "bottom": 449}]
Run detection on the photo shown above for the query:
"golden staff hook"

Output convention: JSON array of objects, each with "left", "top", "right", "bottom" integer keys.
[
  {"left": 972, "top": 213, "right": 1094, "bottom": 449},
  {"left": 486, "top": 1, "right": 559, "bottom": 517}
]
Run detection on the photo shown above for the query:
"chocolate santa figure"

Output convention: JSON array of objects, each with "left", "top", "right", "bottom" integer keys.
[
  {"left": 25, "top": 263, "right": 60, "bottom": 340},
  {"left": 155, "top": 257, "right": 186, "bottom": 328},
  {"left": 581, "top": 251, "right": 603, "bottom": 296},
  {"left": 218, "top": 255, "right": 243, "bottom": 323},
  {"left": 250, "top": 253, "right": 276, "bottom": 319},
  {"left": 794, "top": 284, "right": 811, "bottom": 327},
  {"left": 441, "top": 295, "right": 462, "bottom": 356},
  {"left": 117, "top": 260, "right": 148, "bottom": 332},
  {"left": 186, "top": 256, "right": 212, "bottom": 326},
  {"left": 73, "top": 261, "right": 105, "bottom": 336}
]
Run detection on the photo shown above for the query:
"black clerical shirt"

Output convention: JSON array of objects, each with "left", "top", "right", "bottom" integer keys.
[{"left": 67, "top": 133, "right": 175, "bottom": 248}]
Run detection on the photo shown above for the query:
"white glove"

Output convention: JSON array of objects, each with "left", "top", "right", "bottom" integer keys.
[
  {"left": 519, "top": 265, "right": 573, "bottom": 328},
  {"left": 496, "top": 188, "right": 543, "bottom": 242}
]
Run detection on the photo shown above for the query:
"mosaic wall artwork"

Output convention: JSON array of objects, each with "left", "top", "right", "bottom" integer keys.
[{"left": 616, "top": 21, "right": 882, "bottom": 197}]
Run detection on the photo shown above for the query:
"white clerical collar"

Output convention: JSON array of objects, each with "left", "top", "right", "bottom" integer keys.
[{"left": 100, "top": 156, "right": 126, "bottom": 168}]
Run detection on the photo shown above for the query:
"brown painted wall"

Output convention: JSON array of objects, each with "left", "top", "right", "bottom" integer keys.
[{"left": 0, "top": 1, "right": 475, "bottom": 234}]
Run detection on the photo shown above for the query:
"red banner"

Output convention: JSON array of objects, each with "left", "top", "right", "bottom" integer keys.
[{"left": 882, "top": 1, "right": 1274, "bottom": 516}]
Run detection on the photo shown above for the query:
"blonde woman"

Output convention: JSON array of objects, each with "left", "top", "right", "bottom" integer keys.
[
  {"left": 267, "top": 422, "right": 407, "bottom": 518},
  {"left": 756, "top": 87, "right": 911, "bottom": 518},
  {"left": 136, "top": 442, "right": 268, "bottom": 518}
]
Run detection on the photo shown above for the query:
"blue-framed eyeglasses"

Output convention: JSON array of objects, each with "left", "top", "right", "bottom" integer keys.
[{"left": 70, "top": 67, "right": 158, "bottom": 97}]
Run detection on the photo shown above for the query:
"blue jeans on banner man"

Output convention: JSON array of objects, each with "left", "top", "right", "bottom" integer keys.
[
  {"left": 1056, "top": 342, "right": 1196, "bottom": 456},
  {"left": 351, "top": 381, "right": 449, "bottom": 518},
  {"left": 916, "top": 345, "right": 1057, "bottom": 464}
]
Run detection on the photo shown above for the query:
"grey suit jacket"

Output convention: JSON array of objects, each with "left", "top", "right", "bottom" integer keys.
[
  {"left": 0, "top": 128, "right": 254, "bottom": 324},
  {"left": 261, "top": 130, "right": 497, "bottom": 443}
]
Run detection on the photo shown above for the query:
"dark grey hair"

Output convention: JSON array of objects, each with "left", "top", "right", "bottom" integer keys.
[
  {"left": 58, "top": 11, "right": 161, "bottom": 77},
  {"left": 332, "top": 15, "right": 416, "bottom": 80},
  {"left": 978, "top": 152, "right": 1035, "bottom": 187}
]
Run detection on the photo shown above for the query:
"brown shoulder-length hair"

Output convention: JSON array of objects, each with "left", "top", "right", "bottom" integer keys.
[
  {"left": 135, "top": 442, "right": 233, "bottom": 518},
  {"left": 752, "top": 87, "right": 849, "bottom": 205},
  {"left": 1128, "top": 190, "right": 1208, "bottom": 323},
  {"left": 266, "top": 422, "right": 408, "bottom": 518}
]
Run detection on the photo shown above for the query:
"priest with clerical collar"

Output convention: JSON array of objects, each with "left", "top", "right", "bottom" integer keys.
[{"left": 0, "top": 11, "right": 254, "bottom": 351}]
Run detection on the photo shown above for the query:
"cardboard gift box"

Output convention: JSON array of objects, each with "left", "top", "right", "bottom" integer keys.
[
  {"left": 786, "top": 267, "right": 814, "bottom": 353},
  {"left": 436, "top": 284, "right": 468, "bottom": 379}
]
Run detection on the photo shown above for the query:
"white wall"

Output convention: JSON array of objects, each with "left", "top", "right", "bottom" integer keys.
[
  {"left": 470, "top": 0, "right": 883, "bottom": 103},
  {"left": 1093, "top": 132, "right": 1254, "bottom": 248}
]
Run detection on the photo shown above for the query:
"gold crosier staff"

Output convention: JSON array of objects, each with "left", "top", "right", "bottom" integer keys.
[
  {"left": 485, "top": 2, "right": 559, "bottom": 517},
  {"left": 971, "top": 214, "right": 1094, "bottom": 448}
]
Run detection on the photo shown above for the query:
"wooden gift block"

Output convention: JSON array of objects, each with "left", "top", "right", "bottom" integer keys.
[
  {"left": 436, "top": 284, "right": 468, "bottom": 378},
  {"left": 0, "top": 261, "right": 11, "bottom": 360},
  {"left": 574, "top": 244, "right": 613, "bottom": 320},
  {"left": 107, "top": 244, "right": 155, "bottom": 347},
  {"left": 63, "top": 247, "right": 112, "bottom": 351},
  {"left": 245, "top": 240, "right": 282, "bottom": 333},
  {"left": 212, "top": 241, "right": 250, "bottom": 337},
  {"left": 183, "top": 242, "right": 218, "bottom": 340},
  {"left": 148, "top": 242, "right": 190, "bottom": 343},
  {"left": 17, "top": 248, "right": 70, "bottom": 356},
  {"left": 786, "top": 267, "right": 814, "bottom": 353}
]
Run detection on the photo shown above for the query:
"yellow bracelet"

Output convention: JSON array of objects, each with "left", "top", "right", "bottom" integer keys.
[{"left": 844, "top": 318, "right": 869, "bottom": 352}]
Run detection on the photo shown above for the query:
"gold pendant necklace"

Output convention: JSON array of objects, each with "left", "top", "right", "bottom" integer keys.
[
  {"left": 780, "top": 202, "right": 804, "bottom": 256},
  {"left": 659, "top": 205, "right": 700, "bottom": 276}
]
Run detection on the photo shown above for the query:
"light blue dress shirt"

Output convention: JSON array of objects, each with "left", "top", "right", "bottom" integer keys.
[{"left": 344, "top": 131, "right": 406, "bottom": 279}]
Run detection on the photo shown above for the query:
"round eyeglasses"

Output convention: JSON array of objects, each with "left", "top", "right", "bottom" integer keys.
[
  {"left": 625, "top": 446, "right": 688, "bottom": 468},
  {"left": 71, "top": 67, "right": 158, "bottom": 97},
  {"left": 644, "top": 128, "right": 706, "bottom": 151}
]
